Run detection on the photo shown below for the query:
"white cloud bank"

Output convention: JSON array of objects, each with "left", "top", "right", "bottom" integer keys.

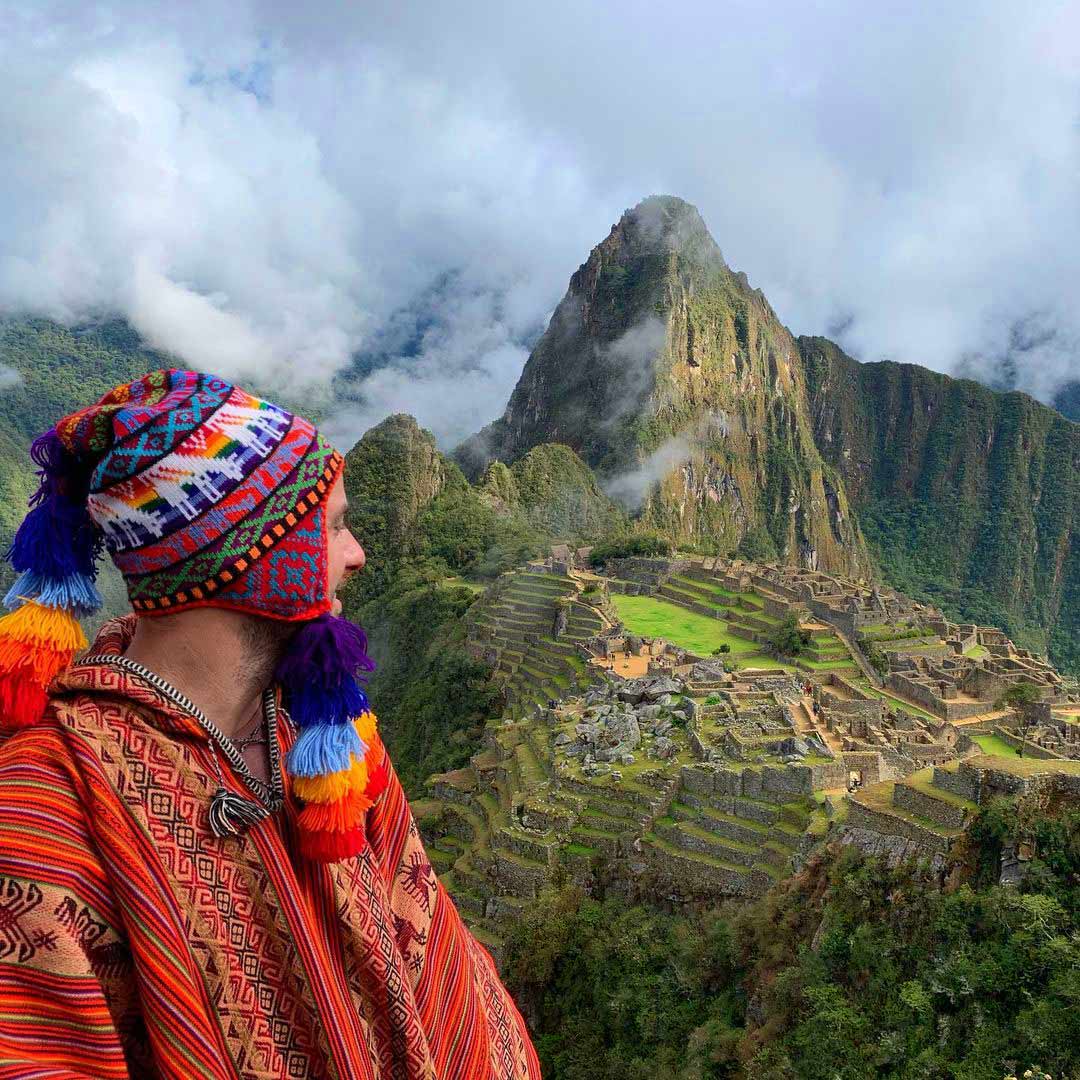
[{"left": 0, "top": 0, "right": 1077, "bottom": 448}]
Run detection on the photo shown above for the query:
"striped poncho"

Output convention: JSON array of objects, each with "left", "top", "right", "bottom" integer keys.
[{"left": 0, "top": 618, "right": 541, "bottom": 1079}]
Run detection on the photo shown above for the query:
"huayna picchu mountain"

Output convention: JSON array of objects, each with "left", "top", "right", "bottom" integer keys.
[
  {"left": 459, "top": 195, "right": 1079, "bottom": 673},
  {"left": 459, "top": 195, "right": 869, "bottom": 579}
]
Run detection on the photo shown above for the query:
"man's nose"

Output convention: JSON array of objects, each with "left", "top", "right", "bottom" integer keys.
[{"left": 350, "top": 539, "right": 366, "bottom": 571}]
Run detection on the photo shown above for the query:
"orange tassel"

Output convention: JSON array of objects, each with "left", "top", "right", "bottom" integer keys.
[
  {"left": 293, "top": 755, "right": 369, "bottom": 804},
  {"left": 0, "top": 602, "right": 87, "bottom": 732},
  {"left": 297, "top": 787, "right": 372, "bottom": 833}
]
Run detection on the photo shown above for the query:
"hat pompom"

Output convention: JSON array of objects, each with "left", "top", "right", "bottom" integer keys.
[
  {"left": 0, "top": 429, "right": 101, "bottom": 734},
  {"left": 276, "top": 615, "right": 384, "bottom": 862}
]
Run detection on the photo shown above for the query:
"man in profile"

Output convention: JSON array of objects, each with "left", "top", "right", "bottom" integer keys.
[{"left": 0, "top": 369, "right": 540, "bottom": 1078}]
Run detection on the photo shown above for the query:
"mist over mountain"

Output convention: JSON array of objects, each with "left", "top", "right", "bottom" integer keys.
[
  {"left": 1054, "top": 380, "right": 1080, "bottom": 421},
  {"left": 3, "top": 1, "right": 1080, "bottom": 445}
]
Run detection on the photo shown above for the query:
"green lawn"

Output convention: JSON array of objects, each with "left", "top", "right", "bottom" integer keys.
[
  {"left": 611, "top": 594, "right": 764, "bottom": 656},
  {"left": 972, "top": 733, "right": 1020, "bottom": 757}
]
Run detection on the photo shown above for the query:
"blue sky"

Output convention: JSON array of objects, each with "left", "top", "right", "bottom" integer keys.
[{"left": 2, "top": 0, "right": 1078, "bottom": 445}]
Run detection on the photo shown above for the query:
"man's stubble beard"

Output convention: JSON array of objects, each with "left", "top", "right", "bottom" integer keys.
[{"left": 238, "top": 616, "right": 298, "bottom": 693}]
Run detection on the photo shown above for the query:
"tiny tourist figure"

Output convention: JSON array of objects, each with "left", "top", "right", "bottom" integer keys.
[{"left": 0, "top": 370, "right": 541, "bottom": 1078}]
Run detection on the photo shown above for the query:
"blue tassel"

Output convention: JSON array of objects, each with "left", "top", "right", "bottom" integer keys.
[
  {"left": 4, "top": 570, "right": 103, "bottom": 617},
  {"left": 286, "top": 723, "right": 363, "bottom": 778},
  {"left": 285, "top": 678, "right": 368, "bottom": 729},
  {"left": 8, "top": 495, "right": 100, "bottom": 579}
]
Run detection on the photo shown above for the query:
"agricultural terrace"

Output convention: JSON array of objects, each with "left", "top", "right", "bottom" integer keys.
[
  {"left": 972, "top": 733, "right": 1020, "bottom": 757},
  {"left": 610, "top": 593, "right": 786, "bottom": 666}
]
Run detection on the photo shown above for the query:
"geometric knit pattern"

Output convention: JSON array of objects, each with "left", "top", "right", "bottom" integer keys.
[
  {"left": 54, "top": 369, "right": 342, "bottom": 621},
  {"left": 0, "top": 619, "right": 542, "bottom": 1079}
]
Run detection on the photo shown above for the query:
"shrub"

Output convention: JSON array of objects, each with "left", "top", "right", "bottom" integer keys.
[
  {"left": 588, "top": 533, "right": 674, "bottom": 566},
  {"left": 768, "top": 612, "right": 812, "bottom": 658}
]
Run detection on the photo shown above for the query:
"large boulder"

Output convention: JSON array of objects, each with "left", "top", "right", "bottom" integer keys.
[
  {"left": 675, "top": 698, "right": 700, "bottom": 722},
  {"left": 643, "top": 676, "right": 682, "bottom": 701},
  {"left": 607, "top": 712, "right": 642, "bottom": 749},
  {"left": 575, "top": 722, "right": 602, "bottom": 744},
  {"left": 652, "top": 736, "right": 678, "bottom": 760}
]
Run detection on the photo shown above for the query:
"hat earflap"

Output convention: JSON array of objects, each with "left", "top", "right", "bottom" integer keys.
[
  {"left": 274, "top": 614, "right": 386, "bottom": 861},
  {"left": 0, "top": 429, "right": 102, "bottom": 732}
]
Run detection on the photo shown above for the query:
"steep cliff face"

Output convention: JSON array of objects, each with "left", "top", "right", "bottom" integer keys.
[
  {"left": 801, "top": 336, "right": 1080, "bottom": 671},
  {"left": 1054, "top": 380, "right": 1080, "bottom": 422},
  {"left": 343, "top": 413, "right": 459, "bottom": 588},
  {"left": 461, "top": 196, "right": 868, "bottom": 577}
]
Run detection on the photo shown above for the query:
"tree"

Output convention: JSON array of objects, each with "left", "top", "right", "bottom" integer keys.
[
  {"left": 768, "top": 612, "right": 812, "bottom": 658},
  {"left": 995, "top": 681, "right": 1043, "bottom": 757},
  {"left": 864, "top": 641, "right": 889, "bottom": 678}
]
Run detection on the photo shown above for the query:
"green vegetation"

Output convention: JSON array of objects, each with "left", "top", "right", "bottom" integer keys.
[
  {"left": 503, "top": 795, "right": 1080, "bottom": 1079},
  {"left": 802, "top": 336, "right": 1079, "bottom": 675},
  {"left": 610, "top": 594, "right": 765, "bottom": 657},
  {"left": 973, "top": 733, "right": 1020, "bottom": 757},
  {"left": 589, "top": 533, "right": 674, "bottom": 565},
  {"left": 996, "top": 681, "right": 1045, "bottom": 757},
  {"left": 766, "top": 612, "right": 812, "bottom": 658}
]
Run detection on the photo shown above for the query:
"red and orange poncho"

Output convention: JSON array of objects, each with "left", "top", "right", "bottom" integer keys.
[{"left": 0, "top": 616, "right": 541, "bottom": 1079}]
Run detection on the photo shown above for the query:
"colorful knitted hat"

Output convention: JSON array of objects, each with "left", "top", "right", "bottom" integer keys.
[{"left": 0, "top": 368, "right": 386, "bottom": 861}]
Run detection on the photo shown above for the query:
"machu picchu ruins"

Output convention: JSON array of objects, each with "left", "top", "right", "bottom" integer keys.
[{"left": 414, "top": 547, "right": 1080, "bottom": 955}]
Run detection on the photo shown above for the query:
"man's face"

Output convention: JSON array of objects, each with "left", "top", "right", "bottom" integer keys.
[{"left": 325, "top": 473, "right": 365, "bottom": 616}]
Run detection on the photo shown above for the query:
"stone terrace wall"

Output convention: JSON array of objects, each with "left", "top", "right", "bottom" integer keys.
[
  {"left": 604, "top": 557, "right": 691, "bottom": 588},
  {"left": 886, "top": 673, "right": 988, "bottom": 720}
]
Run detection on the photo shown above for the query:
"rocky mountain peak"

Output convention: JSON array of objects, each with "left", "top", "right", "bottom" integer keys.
[
  {"left": 458, "top": 195, "right": 868, "bottom": 577},
  {"left": 600, "top": 194, "right": 725, "bottom": 267}
]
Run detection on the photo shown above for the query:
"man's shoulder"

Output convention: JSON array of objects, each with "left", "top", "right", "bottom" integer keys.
[
  {"left": 0, "top": 716, "right": 83, "bottom": 802},
  {"left": 0, "top": 692, "right": 110, "bottom": 795}
]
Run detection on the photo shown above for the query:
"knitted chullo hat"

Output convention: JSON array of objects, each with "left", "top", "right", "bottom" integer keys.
[{"left": 0, "top": 368, "right": 386, "bottom": 862}]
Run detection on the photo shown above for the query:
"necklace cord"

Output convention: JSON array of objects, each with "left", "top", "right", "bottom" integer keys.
[{"left": 78, "top": 653, "right": 285, "bottom": 812}]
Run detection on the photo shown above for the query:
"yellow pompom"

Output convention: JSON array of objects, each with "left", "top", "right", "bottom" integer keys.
[
  {"left": 293, "top": 756, "right": 369, "bottom": 803},
  {"left": 354, "top": 710, "right": 377, "bottom": 744},
  {"left": 0, "top": 602, "right": 87, "bottom": 653}
]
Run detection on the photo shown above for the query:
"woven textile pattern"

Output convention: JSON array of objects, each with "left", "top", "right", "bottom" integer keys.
[
  {"left": 54, "top": 369, "right": 342, "bottom": 621},
  {"left": 0, "top": 620, "right": 541, "bottom": 1078}
]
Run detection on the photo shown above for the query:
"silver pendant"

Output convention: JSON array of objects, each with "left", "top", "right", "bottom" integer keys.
[{"left": 208, "top": 787, "right": 268, "bottom": 837}]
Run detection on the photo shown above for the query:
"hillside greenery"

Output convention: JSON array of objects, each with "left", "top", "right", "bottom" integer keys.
[
  {"left": 801, "top": 337, "right": 1079, "bottom": 675},
  {"left": 503, "top": 795, "right": 1080, "bottom": 1080},
  {"left": 340, "top": 415, "right": 629, "bottom": 793}
]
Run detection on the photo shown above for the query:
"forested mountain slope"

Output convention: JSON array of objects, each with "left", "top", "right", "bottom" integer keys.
[{"left": 801, "top": 336, "right": 1080, "bottom": 673}]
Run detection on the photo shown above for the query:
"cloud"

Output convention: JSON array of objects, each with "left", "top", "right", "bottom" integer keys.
[
  {"left": 603, "top": 412, "right": 731, "bottom": 509},
  {"left": 0, "top": 0, "right": 1078, "bottom": 447},
  {"left": 603, "top": 434, "right": 693, "bottom": 510},
  {"left": 596, "top": 316, "right": 669, "bottom": 427}
]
